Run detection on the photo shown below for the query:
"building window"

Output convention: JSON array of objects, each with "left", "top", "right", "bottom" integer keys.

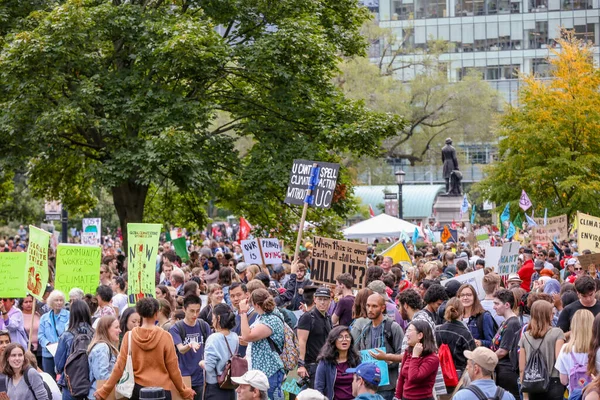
[
  {"left": 575, "top": 23, "right": 596, "bottom": 43},
  {"left": 527, "top": 21, "right": 549, "bottom": 49},
  {"left": 393, "top": 0, "right": 414, "bottom": 20},
  {"left": 532, "top": 58, "right": 552, "bottom": 77}
]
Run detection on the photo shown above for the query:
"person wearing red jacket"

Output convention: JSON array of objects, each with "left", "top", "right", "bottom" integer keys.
[
  {"left": 518, "top": 249, "right": 535, "bottom": 292},
  {"left": 395, "top": 320, "right": 439, "bottom": 400}
]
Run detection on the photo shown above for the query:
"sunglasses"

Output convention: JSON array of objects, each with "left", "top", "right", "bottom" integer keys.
[
  {"left": 0, "top": 299, "right": 10, "bottom": 302},
  {"left": 575, "top": 267, "right": 583, "bottom": 271}
]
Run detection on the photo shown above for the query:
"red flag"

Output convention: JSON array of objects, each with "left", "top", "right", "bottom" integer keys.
[
  {"left": 451, "top": 219, "right": 457, "bottom": 229},
  {"left": 238, "top": 217, "right": 252, "bottom": 241},
  {"left": 369, "top": 205, "right": 375, "bottom": 218}
]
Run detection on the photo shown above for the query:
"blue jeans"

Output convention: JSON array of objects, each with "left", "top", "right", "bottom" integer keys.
[
  {"left": 42, "top": 356, "right": 56, "bottom": 380},
  {"left": 267, "top": 370, "right": 284, "bottom": 400}
]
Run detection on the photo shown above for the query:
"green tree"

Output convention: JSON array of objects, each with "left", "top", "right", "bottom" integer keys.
[
  {"left": 476, "top": 31, "right": 600, "bottom": 222},
  {"left": 0, "top": 0, "right": 403, "bottom": 244}
]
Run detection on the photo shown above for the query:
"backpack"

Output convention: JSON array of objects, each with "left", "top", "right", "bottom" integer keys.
[
  {"left": 17, "top": 366, "right": 52, "bottom": 400},
  {"left": 567, "top": 352, "right": 592, "bottom": 400},
  {"left": 266, "top": 313, "right": 300, "bottom": 372},
  {"left": 357, "top": 318, "right": 395, "bottom": 350},
  {"left": 476, "top": 311, "right": 499, "bottom": 341},
  {"left": 521, "top": 331, "right": 550, "bottom": 393},
  {"left": 64, "top": 330, "right": 94, "bottom": 397},
  {"left": 461, "top": 385, "right": 506, "bottom": 400},
  {"left": 438, "top": 343, "right": 459, "bottom": 387}
]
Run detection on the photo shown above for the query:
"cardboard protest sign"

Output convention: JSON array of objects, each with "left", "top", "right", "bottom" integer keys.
[
  {"left": 81, "top": 218, "right": 101, "bottom": 245},
  {"left": 496, "top": 242, "right": 520, "bottom": 276},
  {"left": 241, "top": 239, "right": 262, "bottom": 264},
  {"left": 127, "top": 223, "right": 161, "bottom": 305},
  {"left": 259, "top": 238, "right": 282, "bottom": 264},
  {"left": 285, "top": 159, "right": 340, "bottom": 209},
  {"left": 442, "top": 269, "right": 485, "bottom": 299},
  {"left": 484, "top": 245, "right": 502, "bottom": 271},
  {"left": 26, "top": 226, "right": 52, "bottom": 301},
  {"left": 475, "top": 228, "right": 490, "bottom": 247},
  {"left": 360, "top": 348, "right": 390, "bottom": 386},
  {"left": 0, "top": 253, "right": 27, "bottom": 298},
  {"left": 312, "top": 236, "right": 368, "bottom": 289},
  {"left": 532, "top": 214, "right": 568, "bottom": 244},
  {"left": 577, "top": 253, "right": 600, "bottom": 268},
  {"left": 55, "top": 244, "right": 102, "bottom": 295},
  {"left": 578, "top": 212, "right": 600, "bottom": 252},
  {"left": 281, "top": 370, "right": 302, "bottom": 396}
]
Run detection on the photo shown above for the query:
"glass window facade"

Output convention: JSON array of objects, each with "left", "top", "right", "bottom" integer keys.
[{"left": 378, "top": 0, "right": 600, "bottom": 103}]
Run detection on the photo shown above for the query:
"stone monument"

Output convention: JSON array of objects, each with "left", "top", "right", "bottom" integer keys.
[{"left": 433, "top": 138, "right": 468, "bottom": 225}]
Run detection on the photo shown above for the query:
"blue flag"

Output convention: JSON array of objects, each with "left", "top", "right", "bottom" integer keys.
[
  {"left": 471, "top": 205, "right": 476, "bottom": 224},
  {"left": 507, "top": 222, "right": 516, "bottom": 239},
  {"left": 500, "top": 203, "right": 510, "bottom": 223},
  {"left": 525, "top": 213, "right": 537, "bottom": 227},
  {"left": 412, "top": 227, "right": 419, "bottom": 243},
  {"left": 400, "top": 231, "right": 409, "bottom": 243},
  {"left": 461, "top": 195, "right": 469, "bottom": 214}
]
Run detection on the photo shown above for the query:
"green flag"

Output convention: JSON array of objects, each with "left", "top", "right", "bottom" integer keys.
[
  {"left": 172, "top": 237, "right": 189, "bottom": 262},
  {"left": 26, "top": 226, "right": 51, "bottom": 301},
  {"left": 513, "top": 214, "right": 523, "bottom": 230},
  {"left": 127, "top": 223, "right": 161, "bottom": 305}
]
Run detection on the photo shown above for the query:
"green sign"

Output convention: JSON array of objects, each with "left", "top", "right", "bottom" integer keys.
[
  {"left": 0, "top": 253, "right": 27, "bottom": 298},
  {"left": 26, "top": 226, "right": 51, "bottom": 301},
  {"left": 172, "top": 237, "right": 189, "bottom": 262},
  {"left": 55, "top": 244, "right": 102, "bottom": 295},
  {"left": 127, "top": 223, "right": 161, "bottom": 305}
]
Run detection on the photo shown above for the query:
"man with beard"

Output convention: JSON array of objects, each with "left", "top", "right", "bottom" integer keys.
[{"left": 275, "top": 260, "right": 313, "bottom": 311}]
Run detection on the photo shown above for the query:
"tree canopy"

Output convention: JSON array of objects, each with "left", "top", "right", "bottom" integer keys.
[
  {"left": 476, "top": 31, "right": 600, "bottom": 222},
  {"left": 0, "top": 0, "right": 403, "bottom": 242}
]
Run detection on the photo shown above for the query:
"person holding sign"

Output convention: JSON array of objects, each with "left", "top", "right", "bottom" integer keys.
[{"left": 275, "top": 261, "right": 313, "bottom": 311}]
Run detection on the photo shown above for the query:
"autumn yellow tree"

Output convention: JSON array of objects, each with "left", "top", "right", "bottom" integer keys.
[{"left": 477, "top": 30, "right": 600, "bottom": 221}]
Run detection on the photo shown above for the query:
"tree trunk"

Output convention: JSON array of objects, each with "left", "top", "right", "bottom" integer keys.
[{"left": 111, "top": 180, "right": 149, "bottom": 254}]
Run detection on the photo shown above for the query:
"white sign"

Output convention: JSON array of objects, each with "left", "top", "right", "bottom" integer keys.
[
  {"left": 44, "top": 201, "right": 62, "bottom": 221},
  {"left": 442, "top": 269, "right": 485, "bottom": 299},
  {"left": 475, "top": 227, "right": 490, "bottom": 248},
  {"left": 259, "top": 238, "right": 282, "bottom": 264},
  {"left": 82, "top": 218, "right": 101, "bottom": 245},
  {"left": 496, "top": 242, "right": 520, "bottom": 276},
  {"left": 241, "top": 239, "right": 262, "bottom": 264},
  {"left": 483, "top": 200, "right": 494, "bottom": 211},
  {"left": 484, "top": 245, "right": 502, "bottom": 270}
]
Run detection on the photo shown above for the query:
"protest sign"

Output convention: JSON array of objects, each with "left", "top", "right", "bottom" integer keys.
[
  {"left": 171, "top": 237, "right": 189, "bottom": 262},
  {"left": 475, "top": 228, "right": 490, "bottom": 247},
  {"left": 578, "top": 253, "right": 600, "bottom": 268},
  {"left": 281, "top": 369, "right": 302, "bottom": 396},
  {"left": 531, "top": 214, "right": 568, "bottom": 244},
  {"left": 578, "top": 212, "right": 600, "bottom": 252},
  {"left": 360, "top": 348, "right": 390, "bottom": 386},
  {"left": 127, "top": 223, "right": 161, "bottom": 305},
  {"left": 0, "top": 253, "right": 27, "bottom": 298},
  {"left": 259, "top": 238, "right": 282, "bottom": 264},
  {"left": 496, "top": 242, "right": 520, "bottom": 276},
  {"left": 55, "top": 244, "right": 102, "bottom": 295},
  {"left": 241, "top": 239, "right": 263, "bottom": 264},
  {"left": 312, "top": 236, "right": 368, "bottom": 289},
  {"left": 26, "top": 226, "right": 51, "bottom": 301},
  {"left": 81, "top": 218, "right": 101, "bottom": 245},
  {"left": 442, "top": 269, "right": 485, "bottom": 299},
  {"left": 285, "top": 159, "right": 340, "bottom": 209},
  {"left": 484, "top": 245, "right": 502, "bottom": 271}
]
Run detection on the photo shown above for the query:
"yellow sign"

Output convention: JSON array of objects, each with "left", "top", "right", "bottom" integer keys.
[{"left": 577, "top": 212, "right": 600, "bottom": 252}]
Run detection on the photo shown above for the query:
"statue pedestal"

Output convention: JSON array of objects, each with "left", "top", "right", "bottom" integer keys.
[{"left": 433, "top": 195, "right": 469, "bottom": 226}]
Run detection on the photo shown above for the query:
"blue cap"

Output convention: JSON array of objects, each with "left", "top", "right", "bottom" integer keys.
[{"left": 345, "top": 363, "right": 381, "bottom": 385}]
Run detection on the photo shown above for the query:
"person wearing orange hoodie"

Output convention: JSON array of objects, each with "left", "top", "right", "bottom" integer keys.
[{"left": 94, "top": 297, "right": 195, "bottom": 400}]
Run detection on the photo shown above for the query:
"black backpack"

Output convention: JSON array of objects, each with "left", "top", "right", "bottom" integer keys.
[
  {"left": 20, "top": 366, "right": 52, "bottom": 400},
  {"left": 461, "top": 384, "right": 506, "bottom": 400},
  {"left": 64, "top": 330, "right": 94, "bottom": 397},
  {"left": 521, "top": 331, "right": 550, "bottom": 393}
]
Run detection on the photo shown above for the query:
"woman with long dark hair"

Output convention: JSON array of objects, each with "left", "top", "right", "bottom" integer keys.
[
  {"left": 199, "top": 303, "right": 239, "bottom": 400},
  {"left": 457, "top": 284, "right": 496, "bottom": 347},
  {"left": 118, "top": 308, "right": 140, "bottom": 347},
  {"left": 155, "top": 284, "right": 176, "bottom": 310},
  {"left": 395, "top": 320, "right": 439, "bottom": 400},
  {"left": 588, "top": 313, "right": 600, "bottom": 377},
  {"left": 55, "top": 300, "right": 93, "bottom": 400},
  {"left": 204, "top": 257, "right": 221, "bottom": 285},
  {"left": 349, "top": 288, "right": 373, "bottom": 342},
  {"left": 314, "top": 325, "right": 361, "bottom": 400},
  {"left": 199, "top": 284, "right": 224, "bottom": 327}
]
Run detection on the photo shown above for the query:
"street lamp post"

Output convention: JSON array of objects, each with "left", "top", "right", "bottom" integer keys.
[{"left": 395, "top": 169, "right": 406, "bottom": 220}]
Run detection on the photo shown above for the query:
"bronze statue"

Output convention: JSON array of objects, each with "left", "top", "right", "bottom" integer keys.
[{"left": 442, "top": 138, "right": 461, "bottom": 195}]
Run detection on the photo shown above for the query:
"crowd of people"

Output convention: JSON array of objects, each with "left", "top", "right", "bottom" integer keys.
[{"left": 2, "top": 229, "right": 600, "bottom": 400}]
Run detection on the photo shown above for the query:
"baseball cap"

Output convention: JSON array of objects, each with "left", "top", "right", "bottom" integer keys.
[
  {"left": 231, "top": 370, "right": 270, "bottom": 391},
  {"left": 314, "top": 287, "right": 331, "bottom": 298},
  {"left": 296, "top": 389, "right": 328, "bottom": 400},
  {"left": 346, "top": 363, "right": 382, "bottom": 385},
  {"left": 464, "top": 347, "right": 499, "bottom": 371},
  {"left": 367, "top": 280, "right": 386, "bottom": 296},
  {"left": 567, "top": 258, "right": 578, "bottom": 266},
  {"left": 236, "top": 262, "right": 249, "bottom": 273},
  {"left": 534, "top": 260, "right": 544, "bottom": 271},
  {"left": 523, "top": 248, "right": 533, "bottom": 254},
  {"left": 272, "top": 264, "right": 285, "bottom": 274}
]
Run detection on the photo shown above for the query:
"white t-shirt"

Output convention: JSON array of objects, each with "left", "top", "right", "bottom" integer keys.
[
  {"left": 112, "top": 293, "right": 128, "bottom": 316},
  {"left": 40, "top": 371, "right": 62, "bottom": 400},
  {"left": 555, "top": 346, "right": 589, "bottom": 389}
]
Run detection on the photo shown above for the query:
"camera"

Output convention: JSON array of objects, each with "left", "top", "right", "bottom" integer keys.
[{"left": 296, "top": 376, "right": 310, "bottom": 388}]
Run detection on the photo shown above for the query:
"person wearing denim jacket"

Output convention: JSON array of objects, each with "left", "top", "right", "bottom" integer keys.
[
  {"left": 88, "top": 342, "right": 117, "bottom": 399},
  {"left": 38, "top": 290, "right": 69, "bottom": 379}
]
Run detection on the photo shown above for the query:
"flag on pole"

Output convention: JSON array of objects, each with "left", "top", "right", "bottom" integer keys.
[
  {"left": 513, "top": 214, "right": 523, "bottom": 230},
  {"left": 380, "top": 241, "right": 412, "bottom": 264},
  {"left": 507, "top": 222, "right": 516, "bottom": 239},
  {"left": 400, "top": 231, "right": 410, "bottom": 243},
  {"left": 441, "top": 225, "right": 452, "bottom": 243},
  {"left": 544, "top": 208, "right": 548, "bottom": 226},
  {"left": 519, "top": 190, "right": 533, "bottom": 211},
  {"left": 500, "top": 203, "right": 510, "bottom": 223},
  {"left": 471, "top": 205, "right": 476, "bottom": 224},
  {"left": 369, "top": 205, "right": 375, "bottom": 218},
  {"left": 238, "top": 217, "right": 252, "bottom": 241},
  {"left": 525, "top": 213, "right": 537, "bottom": 227},
  {"left": 461, "top": 195, "right": 469, "bottom": 214},
  {"left": 412, "top": 227, "right": 419, "bottom": 244}
]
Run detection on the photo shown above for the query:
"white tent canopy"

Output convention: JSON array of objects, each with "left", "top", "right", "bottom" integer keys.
[{"left": 343, "top": 213, "right": 419, "bottom": 239}]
